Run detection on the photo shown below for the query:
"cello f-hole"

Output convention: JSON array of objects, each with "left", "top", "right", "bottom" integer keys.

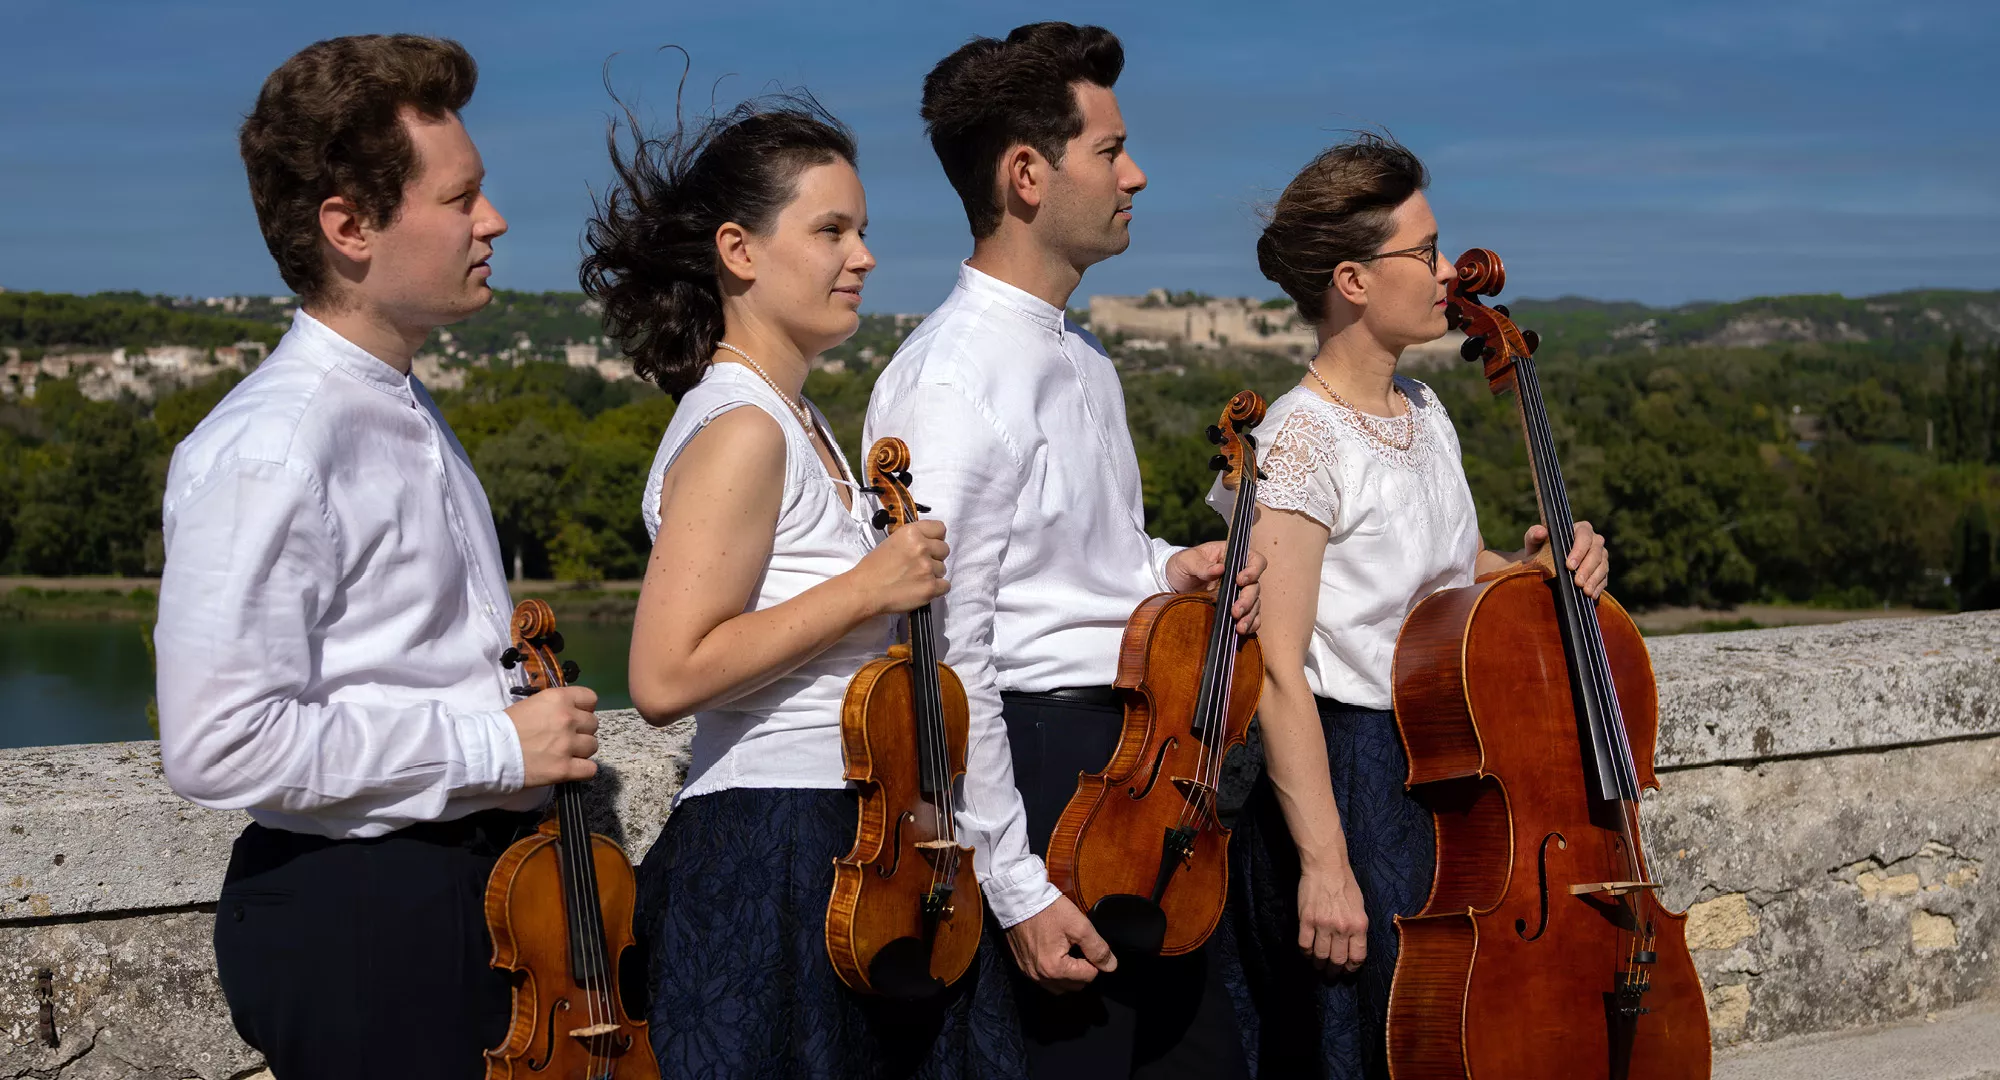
[{"left": 1516, "top": 831, "right": 1566, "bottom": 942}]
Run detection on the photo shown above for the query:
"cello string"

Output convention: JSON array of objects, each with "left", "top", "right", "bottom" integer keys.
[{"left": 1513, "top": 355, "right": 1650, "bottom": 985}]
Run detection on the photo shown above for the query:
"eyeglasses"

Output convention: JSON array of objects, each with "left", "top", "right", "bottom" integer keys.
[{"left": 1353, "top": 239, "right": 1439, "bottom": 274}]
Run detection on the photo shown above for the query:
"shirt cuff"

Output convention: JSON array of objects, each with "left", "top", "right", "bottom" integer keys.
[
  {"left": 455, "top": 708, "right": 526, "bottom": 795},
  {"left": 1147, "top": 536, "right": 1182, "bottom": 595},
  {"left": 982, "top": 855, "right": 1064, "bottom": 929}
]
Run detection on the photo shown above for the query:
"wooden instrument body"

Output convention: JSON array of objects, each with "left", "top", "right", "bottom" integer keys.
[
  {"left": 1389, "top": 565, "right": 1710, "bottom": 1080},
  {"left": 484, "top": 820, "right": 658, "bottom": 1079},
  {"left": 1046, "top": 591, "right": 1261, "bottom": 956},
  {"left": 828, "top": 643, "right": 982, "bottom": 996}
]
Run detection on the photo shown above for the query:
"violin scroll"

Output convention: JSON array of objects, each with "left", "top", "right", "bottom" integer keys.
[
  {"left": 1206, "top": 390, "right": 1268, "bottom": 490},
  {"left": 500, "top": 598, "right": 579, "bottom": 696},
  {"left": 866, "top": 437, "right": 930, "bottom": 531}
]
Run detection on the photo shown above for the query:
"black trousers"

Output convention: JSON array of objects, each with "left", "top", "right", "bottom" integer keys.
[
  {"left": 212, "top": 810, "right": 540, "bottom": 1080},
  {"left": 999, "top": 690, "right": 1249, "bottom": 1080}
]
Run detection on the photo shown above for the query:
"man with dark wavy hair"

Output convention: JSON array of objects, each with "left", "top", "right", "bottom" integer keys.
[
  {"left": 154, "top": 35, "right": 600, "bottom": 1078},
  {"left": 866, "top": 21, "right": 1257, "bottom": 1078}
]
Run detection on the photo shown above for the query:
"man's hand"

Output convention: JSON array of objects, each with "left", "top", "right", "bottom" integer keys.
[
  {"left": 508, "top": 685, "right": 600, "bottom": 788},
  {"left": 1164, "top": 541, "right": 1265, "bottom": 634},
  {"left": 1004, "top": 895, "right": 1118, "bottom": 993},
  {"left": 1521, "top": 521, "right": 1611, "bottom": 598}
]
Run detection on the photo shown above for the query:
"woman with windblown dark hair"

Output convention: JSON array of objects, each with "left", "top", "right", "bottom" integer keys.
[
  {"left": 581, "top": 93, "right": 1026, "bottom": 1077},
  {"left": 1214, "top": 134, "right": 1613, "bottom": 1078}
]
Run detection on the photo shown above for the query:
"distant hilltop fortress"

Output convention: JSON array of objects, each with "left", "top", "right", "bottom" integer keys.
[{"left": 1086, "top": 289, "right": 1468, "bottom": 367}]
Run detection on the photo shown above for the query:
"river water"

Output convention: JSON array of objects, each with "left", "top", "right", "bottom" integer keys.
[{"left": 0, "top": 618, "right": 637, "bottom": 751}]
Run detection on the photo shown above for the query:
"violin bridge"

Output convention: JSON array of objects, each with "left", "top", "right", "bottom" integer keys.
[
  {"left": 567, "top": 1023, "right": 620, "bottom": 1038},
  {"left": 1170, "top": 778, "right": 1219, "bottom": 819},
  {"left": 1567, "top": 881, "right": 1660, "bottom": 897},
  {"left": 913, "top": 840, "right": 957, "bottom": 850}
]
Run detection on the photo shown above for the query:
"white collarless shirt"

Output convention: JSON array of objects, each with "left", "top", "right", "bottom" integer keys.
[
  {"left": 639, "top": 363, "right": 893, "bottom": 803},
  {"left": 1208, "top": 381, "right": 1483, "bottom": 710},
  {"left": 865, "top": 263, "right": 1182, "bottom": 927},
  {"left": 156, "top": 311, "right": 536, "bottom": 837}
]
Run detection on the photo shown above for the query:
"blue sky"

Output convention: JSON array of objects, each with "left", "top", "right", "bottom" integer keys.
[{"left": 2, "top": 0, "right": 1995, "bottom": 312}]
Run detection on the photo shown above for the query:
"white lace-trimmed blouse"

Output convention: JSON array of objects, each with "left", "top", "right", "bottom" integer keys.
[
  {"left": 641, "top": 362, "right": 893, "bottom": 802},
  {"left": 1207, "top": 378, "right": 1483, "bottom": 710}
]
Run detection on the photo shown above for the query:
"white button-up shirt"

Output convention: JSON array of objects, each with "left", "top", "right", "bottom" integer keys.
[
  {"left": 156, "top": 311, "right": 536, "bottom": 838},
  {"left": 864, "top": 264, "right": 1181, "bottom": 927}
]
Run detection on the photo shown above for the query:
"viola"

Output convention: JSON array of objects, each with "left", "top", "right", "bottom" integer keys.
[
  {"left": 826, "top": 437, "right": 983, "bottom": 998},
  {"left": 484, "top": 599, "right": 659, "bottom": 1079},
  {"left": 1045, "top": 390, "right": 1265, "bottom": 957},
  {"left": 1388, "top": 249, "right": 1710, "bottom": 1079}
]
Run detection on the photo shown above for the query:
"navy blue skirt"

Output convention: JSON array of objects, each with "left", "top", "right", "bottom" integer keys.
[
  {"left": 636, "top": 787, "right": 1029, "bottom": 1080},
  {"left": 1224, "top": 700, "right": 1436, "bottom": 1080}
]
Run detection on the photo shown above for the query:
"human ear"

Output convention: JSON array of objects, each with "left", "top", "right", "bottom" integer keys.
[
  {"left": 716, "top": 221, "right": 756, "bottom": 284},
  {"left": 319, "top": 196, "right": 370, "bottom": 265},
  {"left": 1002, "top": 145, "right": 1045, "bottom": 211},
  {"left": 1331, "top": 262, "right": 1368, "bottom": 307}
]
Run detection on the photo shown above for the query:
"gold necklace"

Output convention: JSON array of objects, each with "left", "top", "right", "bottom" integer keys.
[
  {"left": 716, "top": 342, "right": 814, "bottom": 430},
  {"left": 1307, "top": 361, "right": 1415, "bottom": 452}
]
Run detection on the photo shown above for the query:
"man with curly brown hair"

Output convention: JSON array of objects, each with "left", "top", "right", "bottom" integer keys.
[{"left": 154, "top": 35, "right": 599, "bottom": 1079}]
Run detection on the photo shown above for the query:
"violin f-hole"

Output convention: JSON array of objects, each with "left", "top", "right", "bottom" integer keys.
[
  {"left": 1516, "top": 831, "right": 1566, "bottom": 942},
  {"left": 875, "top": 812, "right": 913, "bottom": 878},
  {"left": 528, "top": 996, "right": 570, "bottom": 1071},
  {"left": 1128, "top": 736, "right": 1178, "bottom": 800}
]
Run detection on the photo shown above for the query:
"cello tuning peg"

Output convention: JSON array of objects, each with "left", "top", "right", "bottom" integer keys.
[
  {"left": 1522, "top": 329, "right": 1541, "bottom": 354},
  {"left": 872, "top": 508, "right": 892, "bottom": 530},
  {"left": 498, "top": 646, "right": 521, "bottom": 669},
  {"left": 1206, "top": 424, "right": 1224, "bottom": 445},
  {"left": 1460, "top": 335, "right": 1487, "bottom": 363},
  {"left": 1494, "top": 304, "right": 1510, "bottom": 318},
  {"left": 1208, "top": 454, "right": 1228, "bottom": 471},
  {"left": 560, "top": 660, "right": 580, "bottom": 684}
]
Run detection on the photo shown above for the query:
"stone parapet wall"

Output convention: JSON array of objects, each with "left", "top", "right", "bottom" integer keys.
[{"left": 4, "top": 612, "right": 1997, "bottom": 1077}]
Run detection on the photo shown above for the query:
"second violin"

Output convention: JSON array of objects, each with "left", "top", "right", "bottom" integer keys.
[
  {"left": 825, "top": 437, "right": 984, "bottom": 998},
  {"left": 1046, "top": 390, "right": 1266, "bottom": 956}
]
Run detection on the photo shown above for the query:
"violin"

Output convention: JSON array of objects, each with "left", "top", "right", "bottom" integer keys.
[
  {"left": 1387, "top": 249, "right": 1710, "bottom": 1079},
  {"left": 826, "top": 437, "right": 983, "bottom": 998},
  {"left": 1045, "top": 390, "right": 1266, "bottom": 956},
  {"left": 484, "top": 599, "right": 659, "bottom": 1079}
]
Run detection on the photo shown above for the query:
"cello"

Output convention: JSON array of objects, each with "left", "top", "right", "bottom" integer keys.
[
  {"left": 825, "top": 437, "right": 983, "bottom": 998},
  {"left": 1388, "top": 249, "right": 1710, "bottom": 1079},
  {"left": 1045, "top": 390, "right": 1265, "bottom": 957},
  {"left": 484, "top": 599, "right": 659, "bottom": 1079}
]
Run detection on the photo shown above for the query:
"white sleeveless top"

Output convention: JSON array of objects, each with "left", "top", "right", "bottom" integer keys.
[
  {"left": 642, "top": 362, "right": 892, "bottom": 800},
  {"left": 1208, "top": 378, "right": 1482, "bottom": 710}
]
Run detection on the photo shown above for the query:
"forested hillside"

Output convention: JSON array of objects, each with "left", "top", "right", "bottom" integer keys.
[{"left": 4, "top": 288, "right": 1999, "bottom": 612}]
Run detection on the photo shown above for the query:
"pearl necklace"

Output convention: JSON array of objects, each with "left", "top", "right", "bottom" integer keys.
[
  {"left": 1307, "top": 360, "right": 1415, "bottom": 452},
  {"left": 716, "top": 342, "right": 814, "bottom": 430}
]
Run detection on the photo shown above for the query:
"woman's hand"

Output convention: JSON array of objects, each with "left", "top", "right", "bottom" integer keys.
[
  {"left": 853, "top": 519, "right": 950, "bottom": 615},
  {"left": 1298, "top": 855, "right": 1369, "bottom": 974},
  {"left": 1520, "top": 521, "right": 1611, "bottom": 598}
]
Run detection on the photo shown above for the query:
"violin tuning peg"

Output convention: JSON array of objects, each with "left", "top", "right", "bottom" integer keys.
[
  {"left": 560, "top": 660, "right": 580, "bottom": 684},
  {"left": 1206, "top": 424, "right": 1224, "bottom": 445},
  {"left": 498, "top": 647, "right": 521, "bottom": 669},
  {"left": 545, "top": 630, "right": 565, "bottom": 654},
  {"left": 1257, "top": 468, "right": 1268, "bottom": 481},
  {"left": 872, "top": 509, "right": 892, "bottom": 530},
  {"left": 914, "top": 503, "right": 931, "bottom": 513},
  {"left": 508, "top": 685, "right": 532, "bottom": 698},
  {"left": 1460, "top": 335, "right": 1486, "bottom": 363},
  {"left": 1494, "top": 304, "right": 1510, "bottom": 318},
  {"left": 896, "top": 470, "right": 913, "bottom": 485},
  {"left": 1208, "top": 454, "right": 1228, "bottom": 472},
  {"left": 1522, "top": 329, "right": 1541, "bottom": 354}
]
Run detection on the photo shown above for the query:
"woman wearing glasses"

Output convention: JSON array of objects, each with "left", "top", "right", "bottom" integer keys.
[{"left": 1212, "top": 134, "right": 1611, "bottom": 1078}]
